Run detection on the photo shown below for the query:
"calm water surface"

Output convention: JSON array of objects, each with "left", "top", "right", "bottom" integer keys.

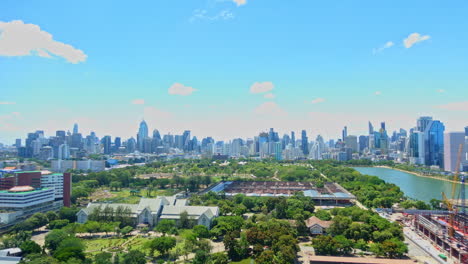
[{"left": 352, "top": 167, "right": 467, "bottom": 203}]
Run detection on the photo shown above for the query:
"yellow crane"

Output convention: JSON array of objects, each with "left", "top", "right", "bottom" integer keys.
[{"left": 441, "top": 144, "right": 463, "bottom": 238}]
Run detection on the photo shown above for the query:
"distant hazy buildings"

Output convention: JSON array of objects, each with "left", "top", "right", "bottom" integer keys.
[{"left": 444, "top": 132, "right": 466, "bottom": 172}]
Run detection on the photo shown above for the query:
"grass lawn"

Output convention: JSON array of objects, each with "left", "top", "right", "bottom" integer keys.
[
  {"left": 95, "top": 188, "right": 179, "bottom": 204},
  {"left": 84, "top": 236, "right": 153, "bottom": 257}
]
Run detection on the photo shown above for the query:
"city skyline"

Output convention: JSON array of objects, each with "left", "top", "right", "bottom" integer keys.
[{"left": 2, "top": 0, "right": 468, "bottom": 143}]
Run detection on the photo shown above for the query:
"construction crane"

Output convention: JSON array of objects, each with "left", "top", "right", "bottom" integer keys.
[{"left": 441, "top": 144, "right": 463, "bottom": 238}]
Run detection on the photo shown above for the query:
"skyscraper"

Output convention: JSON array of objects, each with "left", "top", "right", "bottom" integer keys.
[
  {"left": 368, "top": 121, "right": 374, "bottom": 135},
  {"left": 301, "top": 130, "right": 309, "bottom": 155},
  {"left": 182, "top": 130, "right": 191, "bottom": 151},
  {"left": 358, "top": 135, "right": 368, "bottom": 153},
  {"left": 424, "top": 120, "right": 445, "bottom": 168},
  {"left": 73, "top": 123, "right": 78, "bottom": 134},
  {"left": 114, "top": 137, "right": 121, "bottom": 152},
  {"left": 342, "top": 126, "right": 348, "bottom": 141},
  {"left": 417, "top": 116, "right": 433, "bottom": 132},
  {"left": 137, "top": 120, "right": 149, "bottom": 151},
  {"left": 344, "top": 135, "right": 358, "bottom": 153},
  {"left": 102, "top": 136, "right": 112, "bottom": 155},
  {"left": 443, "top": 132, "right": 466, "bottom": 172},
  {"left": 291, "top": 131, "right": 296, "bottom": 147}
]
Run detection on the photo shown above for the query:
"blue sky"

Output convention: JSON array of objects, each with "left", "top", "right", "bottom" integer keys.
[{"left": 1, "top": 0, "right": 468, "bottom": 143}]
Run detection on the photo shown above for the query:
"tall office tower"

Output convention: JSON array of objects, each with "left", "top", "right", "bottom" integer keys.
[
  {"left": 424, "top": 120, "right": 445, "bottom": 168},
  {"left": 174, "top": 135, "right": 184, "bottom": 150},
  {"left": 374, "top": 126, "right": 389, "bottom": 153},
  {"left": 126, "top": 137, "right": 136, "bottom": 153},
  {"left": 291, "top": 131, "right": 296, "bottom": 147},
  {"left": 380, "top": 122, "right": 386, "bottom": 131},
  {"left": 368, "top": 121, "right": 374, "bottom": 135},
  {"left": 273, "top": 142, "right": 282, "bottom": 160},
  {"left": 182, "top": 130, "right": 191, "bottom": 151},
  {"left": 24, "top": 132, "right": 39, "bottom": 158},
  {"left": 342, "top": 126, "right": 348, "bottom": 141},
  {"left": 153, "top": 129, "right": 162, "bottom": 141},
  {"left": 71, "top": 133, "right": 83, "bottom": 149},
  {"left": 399, "top": 128, "right": 408, "bottom": 137},
  {"left": 358, "top": 135, "right": 369, "bottom": 153},
  {"left": 409, "top": 131, "right": 425, "bottom": 165},
  {"left": 301, "top": 130, "right": 309, "bottom": 155},
  {"left": 163, "top": 134, "right": 174, "bottom": 148},
  {"left": 315, "top": 135, "right": 326, "bottom": 152},
  {"left": 137, "top": 120, "right": 149, "bottom": 151},
  {"left": 58, "top": 144, "right": 70, "bottom": 159},
  {"left": 309, "top": 141, "right": 322, "bottom": 160},
  {"left": 417, "top": 116, "right": 433, "bottom": 132},
  {"left": 56, "top": 130, "right": 66, "bottom": 140},
  {"left": 268, "top": 128, "right": 275, "bottom": 142},
  {"left": 344, "top": 135, "right": 358, "bottom": 153},
  {"left": 282, "top": 134, "right": 291, "bottom": 149},
  {"left": 73, "top": 123, "right": 79, "bottom": 134},
  {"left": 143, "top": 138, "right": 153, "bottom": 153},
  {"left": 102, "top": 136, "right": 112, "bottom": 154},
  {"left": 114, "top": 137, "right": 121, "bottom": 150},
  {"left": 15, "top": 139, "right": 21, "bottom": 148},
  {"left": 231, "top": 138, "right": 242, "bottom": 157},
  {"left": 191, "top": 137, "right": 199, "bottom": 153},
  {"left": 444, "top": 132, "right": 466, "bottom": 172}
]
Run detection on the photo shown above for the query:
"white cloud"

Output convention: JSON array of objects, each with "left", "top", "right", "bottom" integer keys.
[
  {"left": 373, "top": 41, "right": 394, "bottom": 54},
  {"left": 0, "top": 101, "right": 16, "bottom": 105},
  {"left": 375, "top": 91, "right": 382, "bottom": 96},
  {"left": 311, "top": 98, "right": 325, "bottom": 104},
  {"left": 263, "top": 93, "right": 275, "bottom": 99},
  {"left": 250, "top": 81, "right": 274, "bottom": 94},
  {"left": 190, "top": 9, "right": 234, "bottom": 22},
  {"left": 168, "top": 83, "right": 197, "bottom": 96},
  {"left": 131, "top": 99, "right": 145, "bottom": 105},
  {"left": 254, "top": 102, "right": 287, "bottom": 116},
  {"left": 0, "top": 20, "right": 87, "bottom": 63},
  {"left": 403, "top": 33, "right": 430, "bottom": 48},
  {"left": 436, "top": 89, "right": 445, "bottom": 93},
  {"left": 435, "top": 101, "right": 468, "bottom": 111},
  {"left": 233, "top": 0, "right": 247, "bottom": 6}
]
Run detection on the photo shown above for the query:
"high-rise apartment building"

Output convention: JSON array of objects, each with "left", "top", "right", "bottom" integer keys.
[{"left": 301, "top": 130, "right": 309, "bottom": 156}]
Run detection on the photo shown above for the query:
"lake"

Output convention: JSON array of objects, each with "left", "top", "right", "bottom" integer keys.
[{"left": 352, "top": 167, "right": 467, "bottom": 203}]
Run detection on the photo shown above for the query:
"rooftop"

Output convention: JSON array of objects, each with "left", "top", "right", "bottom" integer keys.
[{"left": 208, "top": 181, "right": 356, "bottom": 200}]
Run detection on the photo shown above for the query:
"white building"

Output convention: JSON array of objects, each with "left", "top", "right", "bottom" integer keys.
[
  {"left": 51, "top": 159, "right": 105, "bottom": 172},
  {"left": 77, "top": 196, "right": 219, "bottom": 229},
  {"left": 0, "top": 186, "right": 61, "bottom": 225}
]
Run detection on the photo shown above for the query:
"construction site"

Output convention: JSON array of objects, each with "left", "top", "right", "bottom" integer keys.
[{"left": 402, "top": 145, "right": 467, "bottom": 264}]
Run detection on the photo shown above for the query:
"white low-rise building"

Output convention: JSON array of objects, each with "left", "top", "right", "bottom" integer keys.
[{"left": 76, "top": 196, "right": 219, "bottom": 229}]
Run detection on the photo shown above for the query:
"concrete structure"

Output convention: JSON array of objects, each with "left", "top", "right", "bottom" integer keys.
[
  {"left": 444, "top": 132, "right": 466, "bottom": 172},
  {"left": 77, "top": 196, "right": 219, "bottom": 229},
  {"left": 414, "top": 214, "right": 467, "bottom": 263}
]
